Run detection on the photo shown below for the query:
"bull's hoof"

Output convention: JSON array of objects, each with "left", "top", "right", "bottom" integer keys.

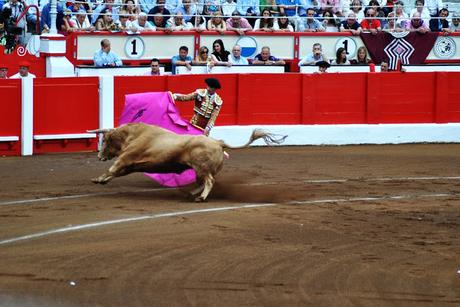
[
  {"left": 91, "top": 178, "right": 100, "bottom": 184},
  {"left": 91, "top": 177, "right": 108, "bottom": 184},
  {"left": 194, "top": 196, "right": 206, "bottom": 203}
]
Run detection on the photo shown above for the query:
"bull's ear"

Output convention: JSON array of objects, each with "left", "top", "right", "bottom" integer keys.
[{"left": 87, "top": 128, "right": 113, "bottom": 134}]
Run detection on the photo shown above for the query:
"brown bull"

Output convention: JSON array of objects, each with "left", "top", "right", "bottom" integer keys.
[{"left": 89, "top": 123, "right": 286, "bottom": 202}]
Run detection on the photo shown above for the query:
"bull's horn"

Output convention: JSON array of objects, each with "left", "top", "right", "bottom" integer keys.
[{"left": 87, "top": 128, "right": 113, "bottom": 133}]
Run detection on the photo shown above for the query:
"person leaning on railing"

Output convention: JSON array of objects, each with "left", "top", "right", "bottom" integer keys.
[
  {"left": 406, "top": 11, "right": 430, "bottom": 33},
  {"left": 275, "top": 12, "right": 294, "bottom": 31},
  {"left": 207, "top": 11, "right": 226, "bottom": 34},
  {"left": 429, "top": 8, "right": 450, "bottom": 32},
  {"left": 226, "top": 11, "right": 253, "bottom": 35},
  {"left": 210, "top": 38, "right": 231, "bottom": 66},
  {"left": 252, "top": 46, "right": 286, "bottom": 65},
  {"left": 360, "top": 8, "right": 382, "bottom": 34},
  {"left": 450, "top": 12, "right": 460, "bottom": 32},
  {"left": 339, "top": 12, "right": 362, "bottom": 35},
  {"left": 253, "top": 8, "right": 276, "bottom": 31},
  {"left": 299, "top": 7, "right": 325, "bottom": 32},
  {"left": 383, "top": 11, "right": 405, "bottom": 32},
  {"left": 166, "top": 11, "right": 190, "bottom": 31},
  {"left": 187, "top": 15, "right": 207, "bottom": 31},
  {"left": 71, "top": 11, "right": 95, "bottom": 31}
]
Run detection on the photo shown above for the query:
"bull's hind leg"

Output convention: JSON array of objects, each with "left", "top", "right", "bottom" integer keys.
[{"left": 194, "top": 174, "right": 215, "bottom": 202}]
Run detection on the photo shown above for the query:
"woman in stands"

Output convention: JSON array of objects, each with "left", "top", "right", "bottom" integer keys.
[
  {"left": 351, "top": 46, "right": 372, "bottom": 64},
  {"left": 350, "top": 0, "right": 364, "bottom": 22},
  {"left": 322, "top": 9, "right": 338, "bottom": 32},
  {"left": 194, "top": 46, "right": 215, "bottom": 65},
  {"left": 210, "top": 39, "right": 231, "bottom": 65},
  {"left": 254, "top": 8, "right": 275, "bottom": 31},
  {"left": 122, "top": 0, "right": 141, "bottom": 22},
  {"left": 207, "top": 12, "right": 227, "bottom": 34},
  {"left": 187, "top": 15, "right": 207, "bottom": 31},
  {"left": 331, "top": 47, "right": 350, "bottom": 65},
  {"left": 95, "top": 9, "right": 120, "bottom": 31},
  {"left": 275, "top": 13, "right": 294, "bottom": 32},
  {"left": 367, "top": 0, "right": 386, "bottom": 27}
]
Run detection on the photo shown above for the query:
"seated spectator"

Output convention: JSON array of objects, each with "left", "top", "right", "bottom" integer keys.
[
  {"left": 61, "top": 9, "right": 77, "bottom": 34},
  {"left": 299, "top": 7, "right": 325, "bottom": 32},
  {"left": 167, "top": 12, "right": 190, "bottom": 30},
  {"left": 394, "top": 3, "right": 409, "bottom": 28},
  {"left": 383, "top": 11, "right": 405, "bottom": 32},
  {"left": 68, "top": 1, "right": 87, "bottom": 16},
  {"left": 331, "top": 47, "right": 350, "bottom": 65},
  {"left": 275, "top": 13, "right": 294, "bottom": 31},
  {"left": 406, "top": 11, "right": 430, "bottom": 33},
  {"left": 254, "top": 8, "right": 276, "bottom": 31},
  {"left": 320, "top": 0, "right": 343, "bottom": 17},
  {"left": 10, "top": 61, "right": 35, "bottom": 78},
  {"left": 123, "top": 0, "right": 141, "bottom": 22},
  {"left": 221, "top": 0, "right": 237, "bottom": 17},
  {"left": 93, "top": 39, "right": 123, "bottom": 67},
  {"left": 116, "top": 10, "right": 135, "bottom": 31},
  {"left": 351, "top": 46, "right": 372, "bottom": 64},
  {"left": 144, "top": 58, "right": 161, "bottom": 76},
  {"left": 203, "top": 0, "right": 222, "bottom": 15},
  {"left": 194, "top": 46, "right": 215, "bottom": 65},
  {"left": 171, "top": 45, "right": 192, "bottom": 74},
  {"left": 252, "top": 46, "right": 286, "bottom": 65},
  {"left": 92, "top": 0, "right": 119, "bottom": 25},
  {"left": 429, "top": 8, "right": 449, "bottom": 32},
  {"left": 410, "top": 0, "right": 430, "bottom": 25},
  {"left": 210, "top": 39, "right": 231, "bottom": 65},
  {"left": 298, "top": 43, "right": 328, "bottom": 66},
  {"left": 72, "top": 11, "right": 95, "bottom": 31},
  {"left": 315, "top": 60, "right": 330, "bottom": 73},
  {"left": 360, "top": 8, "right": 381, "bottom": 34},
  {"left": 380, "top": 60, "right": 389, "bottom": 72},
  {"left": 176, "top": 0, "right": 196, "bottom": 22},
  {"left": 132, "top": 12, "right": 156, "bottom": 31},
  {"left": 261, "top": 0, "right": 281, "bottom": 15},
  {"left": 95, "top": 10, "right": 120, "bottom": 31},
  {"left": 228, "top": 44, "right": 249, "bottom": 65},
  {"left": 322, "top": 9, "right": 339, "bottom": 32},
  {"left": 207, "top": 12, "right": 227, "bottom": 34},
  {"left": 148, "top": 0, "right": 170, "bottom": 22},
  {"left": 150, "top": 13, "right": 169, "bottom": 31},
  {"left": 450, "top": 12, "right": 460, "bottom": 32},
  {"left": 366, "top": 0, "right": 386, "bottom": 26},
  {"left": 237, "top": 0, "right": 260, "bottom": 27},
  {"left": 226, "top": 11, "right": 253, "bottom": 35},
  {"left": 339, "top": 12, "right": 362, "bottom": 35},
  {"left": 277, "top": 0, "right": 300, "bottom": 17},
  {"left": 349, "top": 0, "right": 364, "bottom": 22},
  {"left": 0, "top": 65, "right": 8, "bottom": 79},
  {"left": 187, "top": 15, "right": 207, "bottom": 31}
]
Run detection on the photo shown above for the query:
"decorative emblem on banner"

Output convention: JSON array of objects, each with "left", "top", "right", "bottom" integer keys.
[
  {"left": 335, "top": 37, "right": 357, "bottom": 58},
  {"left": 236, "top": 36, "right": 257, "bottom": 58},
  {"left": 124, "top": 36, "right": 145, "bottom": 59},
  {"left": 384, "top": 37, "right": 415, "bottom": 70},
  {"left": 433, "top": 37, "right": 456, "bottom": 59}
]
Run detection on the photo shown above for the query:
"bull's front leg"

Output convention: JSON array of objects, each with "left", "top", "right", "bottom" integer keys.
[{"left": 92, "top": 158, "right": 132, "bottom": 184}]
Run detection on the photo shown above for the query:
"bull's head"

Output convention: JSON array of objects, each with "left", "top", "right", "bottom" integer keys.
[{"left": 88, "top": 129, "right": 121, "bottom": 161}]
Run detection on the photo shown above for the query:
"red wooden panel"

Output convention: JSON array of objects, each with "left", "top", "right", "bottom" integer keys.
[
  {"left": 369, "top": 72, "right": 435, "bottom": 123},
  {"left": 443, "top": 72, "right": 460, "bottom": 122},
  {"left": 0, "top": 79, "right": 21, "bottom": 155},
  {"left": 237, "top": 73, "right": 302, "bottom": 124},
  {"left": 33, "top": 77, "right": 99, "bottom": 153},
  {"left": 113, "top": 76, "right": 168, "bottom": 126},
  {"left": 304, "top": 73, "right": 367, "bottom": 124}
]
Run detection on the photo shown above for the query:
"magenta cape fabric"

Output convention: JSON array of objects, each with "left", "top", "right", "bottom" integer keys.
[{"left": 119, "top": 91, "right": 203, "bottom": 187}]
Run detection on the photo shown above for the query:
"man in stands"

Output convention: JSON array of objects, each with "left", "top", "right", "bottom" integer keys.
[
  {"left": 144, "top": 58, "right": 161, "bottom": 76},
  {"left": 407, "top": 11, "right": 430, "bottom": 33},
  {"left": 299, "top": 7, "right": 325, "bottom": 32},
  {"left": 228, "top": 45, "right": 249, "bottom": 65},
  {"left": 298, "top": 42, "right": 329, "bottom": 66},
  {"left": 93, "top": 39, "right": 123, "bottom": 67},
  {"left": 171, "top": 45, "right": 192, "bottom": 74},
  {"left": 339, "top": 12, "right": 362, "bottom": 35},
  {"left": 148, "top": 0, "right": 170, "bottom": 22},
  {"left": 360, "top": 8, "right": 381, "bottom": 34},
  {"left": 380, "top": 61, "right": 389, "bottom": 72},
  {"left": 72, "top": 11, "right": 95, "bottom": 31},
  {"left": 429, "top": 8, "right": 450, "bottom": 32},
  {"left": 252, "top": 46, "right": 286, "bottom": 65},
  {"left": 10, "top": 61, "right": 35, "bottom": 78},
  {"left": 132, "top": 12, "right": 156, "bottom": 31},
  {"left": 226, "top": 11, "right": 252, "bottom": 35},
  {"left": 0, "top": 65, "right": 8, "bottom": 79},
  {"left": 149, "top": 13, "right": 170, "bottom": 31},
  {"left": 450, "top": 12, "right": 460, "bottom": 32},
  {"left": 236, "top": 0, "right": 260, "bottom": 27}
]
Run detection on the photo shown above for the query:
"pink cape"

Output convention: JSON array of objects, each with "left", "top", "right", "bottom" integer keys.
[{"left": 119, "top": 91, "right": 203, "bottom": 187}]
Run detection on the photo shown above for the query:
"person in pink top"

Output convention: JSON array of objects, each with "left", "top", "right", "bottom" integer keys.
[
  {"left": 226, "top": 11, "right": 252, "bottom": 35},
  {"left": 144, "top": 58, "right": 161, "bottom": 76},
  {"left": 360, "top": 8, "right": 381, "bottom": 34},
  {"left": 406, "top": 11, "right": 430, "bottom": 33}
]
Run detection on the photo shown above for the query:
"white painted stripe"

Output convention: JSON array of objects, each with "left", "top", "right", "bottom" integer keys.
[
  {"left": 2, "top": 176, "right": 460, "bottom": 207},
  {"left": 0, "top": 192, "right": 459, "bottom": 246},
  {"left": 21, "top": 77, "right": 33, "bottom": 156},
  {"left": 0, "top": 204, "right": 275, "bottom": 245},
  {"left": 33, "top": 133, "right": 97, "bottom": 140},
  {"left": 0, "top": 136, "right": 19, "bottom": 142}
]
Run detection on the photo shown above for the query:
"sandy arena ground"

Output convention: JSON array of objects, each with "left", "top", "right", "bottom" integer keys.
[{"left": 0, "top": 145, "right": 459, "bottom": 306}]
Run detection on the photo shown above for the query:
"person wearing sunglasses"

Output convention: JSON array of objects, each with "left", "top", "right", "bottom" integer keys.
[{"left": 360, "top": 8, "right": 381, "bottom": 34}]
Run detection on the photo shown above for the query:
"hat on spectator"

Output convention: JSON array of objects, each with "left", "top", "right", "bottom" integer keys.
[
  {"left": 0, "top": 64, "right": 8, "bottom": 69},
  {"left": 63, "top": 8, "right": 72, "bottom": 16},
  {"left": 19, "top": 61, "right": 31, "bottom": 68},
  {"left": 316, "top": 61, "right": 331, "bottom": 68},
  {"left": 205, "top": 78, "right": 221, "bottom": 89}
]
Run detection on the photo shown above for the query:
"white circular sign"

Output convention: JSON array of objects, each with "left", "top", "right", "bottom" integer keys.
[
  {"left": 335, "top": 37, "right": 358, "bottom": 59},
  {"left": 124, "top": 36, "right": 145, "bottom": 59},
  {"left": 433, "top": 37, "right": 456, "bottom": 59}
]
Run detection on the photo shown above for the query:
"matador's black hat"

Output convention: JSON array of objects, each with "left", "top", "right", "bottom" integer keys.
[
  {"left": 205, "top": 78, "right": 221, "bottom": 89},
  {"left": 316, "top": 60, "right": 331, "bottom": 68}
]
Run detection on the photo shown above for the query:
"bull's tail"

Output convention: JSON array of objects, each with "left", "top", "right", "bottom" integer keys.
[{"left": 220, "top": 129, "right": 287, "bottom": 149}]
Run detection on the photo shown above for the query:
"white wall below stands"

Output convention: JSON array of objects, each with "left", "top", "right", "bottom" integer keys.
[
  {"left": 300, "top": 65, "right": 460, "bottom": 73},
  {"left": 210, "top": 124, "right": 460, "bottom": 146},
  {"left": 175, "top": 65, "right": 285, "bottom": 75},
  {"left": 76, "top": 66, "right": 166, "bottom": 76},
  {"left": 46, "top": 56, "right": 75, "bottom": 77}
]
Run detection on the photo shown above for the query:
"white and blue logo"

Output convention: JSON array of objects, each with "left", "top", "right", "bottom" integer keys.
[{"left": 236, "top": 36, "right": 258, "bottom": 58}]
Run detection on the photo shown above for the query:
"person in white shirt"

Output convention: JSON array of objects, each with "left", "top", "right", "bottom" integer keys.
[
  {"left": 132, "top": 12, "right": 156, "bottom": 31},
  {"left": 10, "top": 61, "right": 36, "bottom": 79},
  {"left": 221, "top": 0, "right": 237, "bottom": 16},
  {"left": 228, "top": 45, "right": 249, "bottom": 65}
]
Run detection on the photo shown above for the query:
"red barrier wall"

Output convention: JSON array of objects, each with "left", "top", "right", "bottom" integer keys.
[
  {"left": 0, "top": 79, "right": 21, "bottom": 156},
  {"left": 33, "top": 77, "right": 100, "bottom": 153}
]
